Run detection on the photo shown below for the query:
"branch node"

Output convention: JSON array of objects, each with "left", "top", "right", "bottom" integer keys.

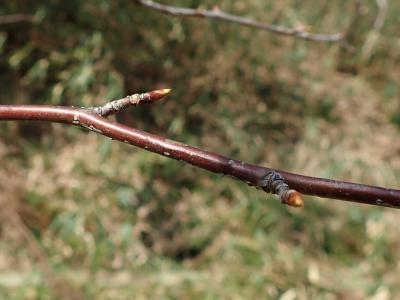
[{"left": 260, "top": 171, "right": 304, "bottom": 207}]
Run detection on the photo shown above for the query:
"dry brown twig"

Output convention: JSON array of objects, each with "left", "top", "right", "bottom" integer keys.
[
  {"left": 0, "top": 170, "right": 84, "bottom": 299},
  {"left": 1, "top": 89, "right": 399, "bottom": 209},
  {"left": 133, "top": 0, "right": 343, "bottom": 42}
]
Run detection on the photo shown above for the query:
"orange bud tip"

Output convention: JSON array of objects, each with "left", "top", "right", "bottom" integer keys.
[
  {"left": 286, "top": 191, "right": 304, "bottom": 208},
  {"left": 147, "top": 88, "right": 172, "bottom": 101}
]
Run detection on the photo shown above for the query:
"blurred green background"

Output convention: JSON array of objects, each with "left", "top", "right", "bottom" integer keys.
[{"left": 0, "top": 0, "right": 399, "bottom": 299}]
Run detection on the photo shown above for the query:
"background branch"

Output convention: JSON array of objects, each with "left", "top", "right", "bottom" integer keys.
[
  {"left": 133, "top": 0, "right": 343, "bottom": 42},
  {"left": 0, "top": 13, "right": 33, "bottom": 25},
  {"left": 1, "top": 92, "right": 399, "bottom": 209},
  {"left": 362, "top": 0, "right": 388, "bottom": 58}
]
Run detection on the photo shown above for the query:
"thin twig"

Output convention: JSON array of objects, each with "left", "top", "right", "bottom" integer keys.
[
  {"left": 0, "top": 13, "right": 33, "bottom": 25},
  {"left": 133, "top": 0, "right": 343, "bottom": 42},
  {"left": 374, "top": 0, "right": 388, "bottom": 31},
  {"left": 90, "top": 89, "right": 171, "bottom": 117},
  {"left": 0, "top": 90, "right": 399, "bottom": 209}
]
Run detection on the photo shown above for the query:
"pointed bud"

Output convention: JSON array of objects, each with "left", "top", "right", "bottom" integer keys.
[{"left": 146, "top": 88, "right": 172, "bottom": 101}]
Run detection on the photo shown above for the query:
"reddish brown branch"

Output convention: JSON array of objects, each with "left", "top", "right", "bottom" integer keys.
[
  {"left": 0, "top": 92, "right": 399, "bottom": 209},
  {"left": 133, "top": 0, "right": 343, "bottom": 42}
]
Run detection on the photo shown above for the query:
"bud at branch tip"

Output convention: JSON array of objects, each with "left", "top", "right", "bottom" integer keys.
[{"left": 146, "top": 88, "right": 172, "bottom": 101}]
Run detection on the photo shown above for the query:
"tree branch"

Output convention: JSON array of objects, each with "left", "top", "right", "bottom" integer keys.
[
  {"left": 133, "top": 0, "right": 343, "bottom": 42},
  {"left": 1, "top": 90, "right": 399, "bottom": 209}
]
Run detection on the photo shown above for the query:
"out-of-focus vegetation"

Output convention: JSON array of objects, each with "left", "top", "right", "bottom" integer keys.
[{"left": 0, "top": 0, "right": 399, "bottom": 299}]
